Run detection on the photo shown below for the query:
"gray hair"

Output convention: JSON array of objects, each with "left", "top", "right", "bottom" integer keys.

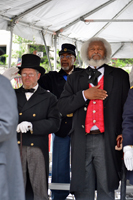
[
  {"left": 35, "top": 69, "right": 40, "bottom": 74},
  {"left": 80, "top": 37, "right": 112, "bottom": 66}
]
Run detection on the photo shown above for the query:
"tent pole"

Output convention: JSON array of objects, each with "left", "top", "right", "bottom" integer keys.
[
  {"left": 92, "top": 0, "right": 133, "bottom": 37},
  {"left": 75, "top": 42, "right": 82, "bottom": 68},
  {"left": 41, "top": 30, "right": 52, "bottom": 71},
  {"left": 8, "top": 22, "right": 14, "bottom": 68},
  {"left": 112, "top": 43, "right": 124, "bottom": 58},
  {"left": 53, "top": 35, "right": 57, "bottom": 71},
  {"left": 56, "top": 0, "right": 116, "bottom": 34}
]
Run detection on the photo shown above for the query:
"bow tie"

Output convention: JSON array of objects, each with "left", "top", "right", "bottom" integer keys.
[
  {"left": 22, "top": 88, "right": 35, "bottom": 93},
  {"left": 86, "top": 66, "right": 102, "bottom": 86}
]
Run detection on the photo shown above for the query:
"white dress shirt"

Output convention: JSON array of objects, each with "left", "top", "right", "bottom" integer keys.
[{"left": 24, "top": 84, "right": 38, "bottom": 101}]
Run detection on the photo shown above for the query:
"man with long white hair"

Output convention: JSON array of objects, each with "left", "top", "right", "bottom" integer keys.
[{"left": 58, "top": 37, "right": 130, "bottom": 200}]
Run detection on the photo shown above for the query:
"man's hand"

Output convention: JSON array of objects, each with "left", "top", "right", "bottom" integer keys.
[
  {"left": 123, "top": 145, "right": 133, "bottom": 171},
  {"left": 115, "top": 134, "right": 123, "bottom": 150},
  {"left": 84, "top": 85, "right": 108, "bottom": 100},
  {"left": 16, "top": 121, "right": 33, "bottom": 133},
  {"left": 3, "top": 67, "right": 19, "bottom": 80}
]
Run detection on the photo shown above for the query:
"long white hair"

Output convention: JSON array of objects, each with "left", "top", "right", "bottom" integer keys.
[{"left": 80, "top": 37, "right": 112, "bottom": 66}]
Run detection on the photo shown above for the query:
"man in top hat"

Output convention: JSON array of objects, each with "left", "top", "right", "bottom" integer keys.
[
  {"left": 15, "top": 53, "right": 60, "bottom": 200},
  {"left": 39, "top": 43, "right": 82, "bottom": 200},
  {"left": 58, "top": 37, "right": 130, "bottom": 200}
]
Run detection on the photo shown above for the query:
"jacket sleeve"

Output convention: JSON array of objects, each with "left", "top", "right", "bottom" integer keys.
[
  {"left": 58, "top": 74, "right": 87, "bottom": 116},
  {"left": 0, "top": 75, "right": 18, "bottom": 142}
]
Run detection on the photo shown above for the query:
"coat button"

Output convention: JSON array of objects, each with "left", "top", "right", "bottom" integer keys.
[
  {"left": 82, "top": 125, "right": 84, "bottom": 128},
  {"left": 93, "top": 120, "right": 96, "bottom": 123},
  {"left": 33, "top": 114, "right": 36, "bottom": 117},
  {"left": 65, "top": 122, "right": 67, "bottom": 124},
  {"left": 18, "top": 141, "right": 20, "bottom": 144},
  {"left": 19, "top": 113, "right": 22, "bottom": 115},
  {"left": 31, "top": 143, "right": 34, "bottom": 146},
  {"left": 84, "top": 107, "right": 87, "bottom": 111},
  {"left": 93, "top": 101, "right": 96, "bottom": 104},
  {"left": 93, "top": 110, "right": 96, "bottom": 113}
]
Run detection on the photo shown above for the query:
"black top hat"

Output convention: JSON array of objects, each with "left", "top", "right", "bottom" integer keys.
[
  {"left": 59, "top": 43, "right": 76, "bottom": 57},
  {"left": 18, "top": 54, "right": 45, "bottom": 76}
]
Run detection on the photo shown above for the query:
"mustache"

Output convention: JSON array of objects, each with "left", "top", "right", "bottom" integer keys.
[{"left": 90, "top": 53, "right": 102, "bottom": 59}]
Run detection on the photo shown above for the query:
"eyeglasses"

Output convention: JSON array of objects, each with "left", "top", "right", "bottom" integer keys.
[
  {"left": 60, "top": 55, "right": 73, "bottom": 59},
  {"left": 21, "top": 73, "right": 35, "bottom": 77}
]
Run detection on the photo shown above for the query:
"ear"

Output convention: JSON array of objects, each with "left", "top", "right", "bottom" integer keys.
[{"left": 72, "top": 56, "right": 76, "bottom": 63}]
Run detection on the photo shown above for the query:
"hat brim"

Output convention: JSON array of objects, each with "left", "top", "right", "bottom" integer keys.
[
  {"left": 18, "top": 65, "right": 45, "bottom": 76},
  {"left": 59, "top": 50, "right": 76, "bottom": 57}
]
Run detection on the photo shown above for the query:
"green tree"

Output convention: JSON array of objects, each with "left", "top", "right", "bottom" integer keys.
[
  {"left": 12, "top": 34, "right": 55, "bottom": 73},
  {"left": 111, "top": 58, "right": 132, "bottom": 73}
]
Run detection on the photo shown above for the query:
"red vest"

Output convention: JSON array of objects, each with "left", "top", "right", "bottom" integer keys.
[{"left": 85, "top": 76, "right": 105, "bottom": 133}]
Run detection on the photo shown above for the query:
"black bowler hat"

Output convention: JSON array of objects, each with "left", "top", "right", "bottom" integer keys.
[
  {"left": 59, "top": 43, "right": 76, "bottom": 57},
  {"left": 18, "top": 54, "right": 45, "bottom": 76}
]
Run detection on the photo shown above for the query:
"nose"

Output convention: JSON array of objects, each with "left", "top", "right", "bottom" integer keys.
[{"left": 94, "top": 49, "right": 98, "bottom": 53}]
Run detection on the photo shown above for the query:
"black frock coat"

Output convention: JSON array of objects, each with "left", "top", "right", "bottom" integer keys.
[
  {"left": 15, "top": 86, "right": 60, "bottom": 184},
  {"left": 38, "top": 67, "right": 82, "bottom": 137},
  {"left": 58, "top": 64, "right": 130, "bottom": 193}
]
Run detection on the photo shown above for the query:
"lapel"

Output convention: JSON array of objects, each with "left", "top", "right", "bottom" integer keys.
[
  {"left": 103, "top": 64, "right": 114, "bottom": 106},
  {"left": 16, "top": 86, "right": 48, "bottom": 112},
  {"left": 78, "top": 67, "right": 90, "bottom": 91}
]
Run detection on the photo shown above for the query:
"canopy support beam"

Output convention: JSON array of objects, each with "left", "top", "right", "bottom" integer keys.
[
  {"left": 41, "top": 30, "right": 52, "bottom": 71},
  {"left": 56, "top": 0, "right": 116, "bottom": 34},
  {"left": 13, "top": 0, "right": 52, "bottom": 23},
  {"left": 92, "top": 0, "right": 133, "bottom": 37},
  {"left": 112, "top": 43, "right": 124, "bottom": 58},
  {"left": 83, "top": 19, "right": 133, "bottom": 22},
  {"left": 75, "top": 41, "right": 82, "bottom": 68},
  {"left": 8, "top": 21, "right": 15, "bottom": 68},
  {"left": 53, "top": 35, "right": 57, "bottom": 71}
]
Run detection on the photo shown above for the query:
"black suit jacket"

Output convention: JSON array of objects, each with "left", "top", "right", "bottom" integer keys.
[{"left": 15, "top": 86, "right": 60, "bottom": 181}]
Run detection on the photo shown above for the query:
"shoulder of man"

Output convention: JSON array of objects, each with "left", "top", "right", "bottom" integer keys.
[
  {"left": 44, "top": 70, "right": 58, "bottom": 76},
  {"left": 73, "top": 66, "right": 83, "bottom": 72},
  {"left": 105, "top": 64, "right": 129, "bottom": 75},
  {"left": 39, "top": 85, "right": 57, "bottom": 98}
]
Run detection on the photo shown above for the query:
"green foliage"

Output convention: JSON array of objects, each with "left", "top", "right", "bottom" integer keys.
[
  {"left": 12, "top": 34, "right": 54, "bottom": 72},
  {"left": 111, "top": 59, "right": 126, "bottom": 68},
  {"left": 111, "top": 58, "right": 133, "bottom": 73},
  {"left": 0, "top": 54, "right": 8, "bottom": 66},
  {"left": 111, "top": 58, "right": 133, "bottom": 67},
  {"left": 12, "top": 34, "right": 33, "bottom": 59}
]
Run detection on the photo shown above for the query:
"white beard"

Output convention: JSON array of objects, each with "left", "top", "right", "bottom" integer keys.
[
  {"left": 61, "top": 66, "right": 70, "bottom": 71},
  {"left": 87, "top": 59, "right": 105, "bottom": 67}
]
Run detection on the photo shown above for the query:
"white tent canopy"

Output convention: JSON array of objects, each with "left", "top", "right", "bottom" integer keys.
[{"left": 0, "top": 0, "right": 133, "bottom": 66}]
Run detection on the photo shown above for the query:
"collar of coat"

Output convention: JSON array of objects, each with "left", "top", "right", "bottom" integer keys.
[{"left": 15, "top": 85, "right": 52, "bottom": 112}]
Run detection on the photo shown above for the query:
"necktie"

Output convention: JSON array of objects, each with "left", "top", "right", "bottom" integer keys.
[
  {"left": 86, "top": 66, "right": 102, "bottom": 86},
  {"left": 22, "top": 88, "right": 35, "bottom": 93}
]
